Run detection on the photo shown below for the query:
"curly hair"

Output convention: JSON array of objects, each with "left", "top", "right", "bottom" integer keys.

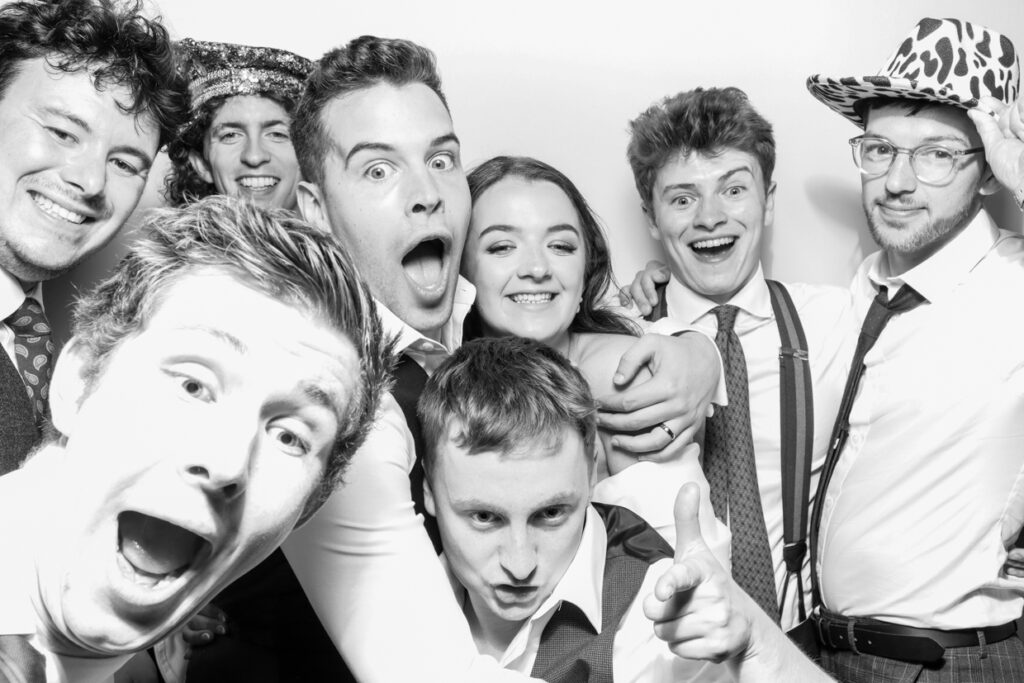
[
  {"left": 0, "top": 0, "right": 187, "bottom": 149},
  {"left": 627, "top": 87, "right": 775, "bottom": 209},
  {"left": 73, "top": 196, "right": 395, "bottom": 521},
  {"left": 464, "top": 156, "right": 638, "bottom": 339},
  {"left": 163, "top": 91, "right": 297, "bottom": 207},
  {"left": 293, "top": 35, "right": 447, "bottom": 188}
]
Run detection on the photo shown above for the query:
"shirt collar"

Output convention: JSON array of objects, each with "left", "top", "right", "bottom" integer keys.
[
  {"left": 0, "top": 268, "right": 42, "bottom": 322},
  {"left": 867, "top": 210, "right": 998, "bottom": 303},
  {"left": 664, "top": 264, "right": 772, "bottom": 326},
  {"left": 375, "top": 277, "right": 476, "bottom": 375}
]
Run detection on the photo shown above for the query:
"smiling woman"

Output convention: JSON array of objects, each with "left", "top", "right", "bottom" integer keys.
[{"left": 164, "top": 39, "right": 313, "bottom": 211}]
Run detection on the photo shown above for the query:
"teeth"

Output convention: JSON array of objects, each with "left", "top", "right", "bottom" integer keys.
[
  {"left": 31, "top": 193, "right": 86, "bottom": 224},
  {"left": 691, "top": 237, "right": 735, "bottom": 250},
  {"left": 510, "top": 293, "right": 554, "bottom": 304},
  {"left": 238, "top": 177, "right": 279, "bottom": 189}
]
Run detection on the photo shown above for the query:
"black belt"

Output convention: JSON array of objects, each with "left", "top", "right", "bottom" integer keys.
[{"left": 815, "top": 611, "right": 1017, "bottom": 664}]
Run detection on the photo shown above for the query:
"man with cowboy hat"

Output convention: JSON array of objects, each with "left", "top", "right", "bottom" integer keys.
[
  {"left": 800, "top": 17, "right": 1024, "bottom": 681},
  {"left": 639, "top": 17, "right": 1024, "bottom": 683}
]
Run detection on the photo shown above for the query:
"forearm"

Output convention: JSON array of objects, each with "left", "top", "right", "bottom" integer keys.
[{"left": 727, "top": 600, "right": 833, "bottom": 683}]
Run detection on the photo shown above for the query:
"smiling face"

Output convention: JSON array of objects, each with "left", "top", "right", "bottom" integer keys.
[
  {"left": 298, "top": 82, "right": 470, "bottom": 339},
  {"left": 0, "top": 58, "right": 159, "bottom": 284},
  {"left": 646, "top": 148, "right": 773, "bottom": 304},
  {"left": 860, "top": 103, "right": 995, "bottom": 274},
  {"left": 36, "top": 269, "right": 361, "bottom": 653},
  {"left": 191, "top": 95, "right": 300, "bottom": 211},
  {"left": 425, "top": 423, "right": 591, "bottom": 634},
  {"left": 462, "top": 177, "right": 586, "bottom": 353}
]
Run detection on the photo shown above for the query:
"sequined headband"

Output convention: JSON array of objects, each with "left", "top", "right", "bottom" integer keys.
[{"left": 189, "top": 66, "right": 307, "bottom": 111}]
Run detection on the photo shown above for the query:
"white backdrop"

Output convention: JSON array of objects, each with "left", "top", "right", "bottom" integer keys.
[{"left": 45, "top": 0, "right": 1024, "bottom": 339}]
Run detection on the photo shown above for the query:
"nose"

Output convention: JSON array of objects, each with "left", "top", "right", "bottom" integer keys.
[
  {"left": 884, "top": 150, "right": 918, "bottom": 196},
  {"left": 518, "top": 244, "right": 551, "bottom": 281},
  {"left": 499, "top": 527, "right": 538, "bottom": 582},
  {"left": 181, "top": 429, "right": 253, "bottom": 502},
  {"left": 694, "top": 195, "right": 727, "bottom": 231},
  {"left": 241, "top": 136, "right": 270, "bottom": 167},
  {"left": 59, "top": 147, "right": 106, "bottom": 197},
  {"left": 407, "top": 167, "right": 443, "bottom": 217}
]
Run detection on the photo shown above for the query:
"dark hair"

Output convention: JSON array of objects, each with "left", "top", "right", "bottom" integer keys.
[
  {"left": 73, "top": 196, "right": 395, "bottom": 521},
  {"left": 855, "top": 96, "right": 939, "bottom": 126},
  {"left": 292, "top": 35, "right": 447, "bottom": 187},
  {"left": 0, "top": 0, "right": 187, "bottom": 149},
  {"left": 163, "top": 91, "right": 297, "bottom": 207},
  {"left": 418, "top": 336, "right": 596, "bottom": 477},
  {"left": 465, "top": 155, "right": 638, "bottom": 339},
  {"left": 627, "top": 87, "right": 775, "bottom": 208}
]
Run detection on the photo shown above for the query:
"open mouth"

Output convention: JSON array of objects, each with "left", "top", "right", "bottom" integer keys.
[
  {"left": 116, "top": 511, "right": 208, "bottom": 588},
  {"left": 30, "top": 191, "right": 88, "bottom": 225},
  {"left": 402, "top": 238, "right": 447, "bottom": 292},
  {"left": 509, "top": 293, "right": 555, "bottom": 304},
  {"left": 690, "top": 236, "right": 736, "bottom": 257},
  {"left": 238, "top": 176, "right": 280, "bottom": 190}
]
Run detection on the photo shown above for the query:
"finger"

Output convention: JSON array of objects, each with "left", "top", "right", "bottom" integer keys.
[
  {"left": 639, "top": 435, "right": 701, "bottom": 463},
  {"left": 1007, "top": 567, "right": 1024, "bottom": 578},
  {"left": 607, "top": 335, "right": 659, "bottom": 387},
  {"left": 618, "top": 287, "right": 633, "bottom": 308},
  {"left": 969, "top": 103, "right": 1005, "bottom": 151},
  {"left": 183, "top": 629, "right": 216, "bottom": 646},
  {"left": 640, "top": 273, "right": 660, "bottom": 308},
  {"left": 648, "top": 560, "right": 707, "bottom": 605},
  {"left": 673, "top": 481, "right": 707, "bottom": 561},
  {"left": 598, "top": 400, "right": 688, "bottom": 432}
]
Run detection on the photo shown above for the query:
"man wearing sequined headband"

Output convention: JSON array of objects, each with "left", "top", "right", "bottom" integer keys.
[{"left": 164, "top": 39, "right": 312, "bottom": 211}]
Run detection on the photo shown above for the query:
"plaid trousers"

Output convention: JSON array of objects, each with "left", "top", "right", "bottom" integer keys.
[{"left": 820, "top": 635, "right": 1024, "bottom": 683}]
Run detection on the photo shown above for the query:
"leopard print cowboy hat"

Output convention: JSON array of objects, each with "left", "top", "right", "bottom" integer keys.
[{"left": 807, "top": 18, "right": 1020, "bottom": 128}]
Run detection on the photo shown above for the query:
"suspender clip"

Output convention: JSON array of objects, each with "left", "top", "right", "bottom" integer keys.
[{"left": 779, "top": 346, "right": 809, "bottom": 361}]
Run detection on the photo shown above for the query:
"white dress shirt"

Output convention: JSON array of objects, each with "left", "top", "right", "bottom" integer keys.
[
  {"left": 282, "top": 278, "right": 544, "bottom": 683},
  {"left": 446, "top": 505, "right": 729, "bottom": 683},
  {"left": 650, "top": 266, "right": 854, "bottom": 630},
  {"left": 817, "top": 210, "right": 1024, "bottom": 630}
]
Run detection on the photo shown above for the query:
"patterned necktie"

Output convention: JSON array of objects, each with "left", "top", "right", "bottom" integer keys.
[
  {"left": 703, "top": 304, "right": 780, "bottom": 622},
  {"left": 5, "top": 297, "right": 54, "bottom": 427},
  {"left": 809, "top": 284, "right": 927, "bottom": 602},
  {"left": 0, "top": 634, "right": 46, "bottom": 682}
]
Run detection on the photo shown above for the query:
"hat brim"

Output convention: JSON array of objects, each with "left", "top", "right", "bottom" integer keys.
[{"left": 806, "top": 74, "right": 979, "bottom": 128}]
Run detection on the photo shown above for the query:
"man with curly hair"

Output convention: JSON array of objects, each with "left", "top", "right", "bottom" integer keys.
[
  {"left": 0, "top": 0, "right": 187, "bottom": 474},
  {"left": 164, "top": 39, "right": 312, "bottom": 211}
]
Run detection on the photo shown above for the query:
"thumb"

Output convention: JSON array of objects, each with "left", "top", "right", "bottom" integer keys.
[{"left": 673, "top": 481, "right": 709, "bottom": 562}]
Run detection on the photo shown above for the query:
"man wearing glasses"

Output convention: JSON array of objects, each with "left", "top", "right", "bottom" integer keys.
[{"left": 803, "top": 17, "right": 1024, "bottom": 682}]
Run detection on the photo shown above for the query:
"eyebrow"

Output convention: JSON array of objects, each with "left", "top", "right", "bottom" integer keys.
[
  {"left": 452, "top": 491, "right": 579, "bottom": 510},
  {"left": 212, "top": 119, "right": 291, "bottom": 132},
  {"left": 42, "top": 105, "right": 154, "bottom": 170},
  {"left": 477, "top": 223, "right": 580, "bottom": 240},
  {"left": 302, "top": 382, "right": 345, "bottom": 425},
  {"left": 659, "top": 165, "right": 754, "bottom": 196},
  {"left": 343, "top": 132, "right": 461, "bottom": 168},
  {"left": 180, "top": 326, "right": 249, "bottom": 355}
]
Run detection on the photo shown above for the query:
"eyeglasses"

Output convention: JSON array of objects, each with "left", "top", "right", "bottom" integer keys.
[{"left": 848, "top": 135, "right": 984, "bottom": 185}]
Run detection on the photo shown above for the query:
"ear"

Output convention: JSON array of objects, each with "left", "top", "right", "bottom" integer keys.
[
  {"left": 296, "top": 180, "right": 329, "bottom": 231},
  {"left": 188, "top": 149, "right": 214, "bottom": 185},
  {"left": 642, "top": 203, "right": 660, "bottom": 241},
  {"left": 764, "top": 180, "right": 778, "bottom": 229},
  {"left": 978, "top": 164, "right": 1001, "bottom": 197},
  {"left": 49, "top": 337, "right": 93, "bottom": 437},
  {"left": 423, "top": 475, "right": 436, "bottom": 518}
]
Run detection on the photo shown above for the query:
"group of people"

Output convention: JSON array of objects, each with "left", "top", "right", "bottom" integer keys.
[{"left": 1, "top": 1, "right": 1023, "bottom": 682}]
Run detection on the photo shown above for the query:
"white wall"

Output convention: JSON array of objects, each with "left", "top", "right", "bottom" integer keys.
[{"left": 46, "top": 0, "right": 1024, "bottom": 339}]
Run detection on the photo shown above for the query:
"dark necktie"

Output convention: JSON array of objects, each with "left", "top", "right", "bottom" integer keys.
[
  {"left": 5, "top": 297, "right": 53, "bottom": 428},
  {"left": 809, "top": 284, "right": 927, "bottom": 601},
  {"left": 703, "top": 304, "right": 779, "bottom": 622}
]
